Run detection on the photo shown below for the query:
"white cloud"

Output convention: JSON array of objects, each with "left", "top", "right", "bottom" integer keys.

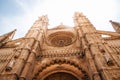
[{"left": 0, "top": 0, "right": 119, "bottom": 38}]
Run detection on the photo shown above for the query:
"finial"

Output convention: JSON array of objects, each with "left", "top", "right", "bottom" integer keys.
[
  {"left": 14, "top": 29, "right": 17, "bottom": 31},
  {"left": 38, "top": 15, "right": 48, "bottom": 22},
  {"left": 109, "top": 20, "right": 112, "bottom": 22},
  {"left": 74, "top": 12, "right": 84, "bottom": 17},
  {"left": 60, "top": 22, "right": 63, "bottom": 25}
]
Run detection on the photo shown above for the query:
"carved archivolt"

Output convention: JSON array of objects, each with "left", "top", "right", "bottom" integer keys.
[
  {"left": 33, "top": 59, "right": 89, "bottom": 80},
  {"left": 46, "top": 31, "right": 76, "bottom": 47}
]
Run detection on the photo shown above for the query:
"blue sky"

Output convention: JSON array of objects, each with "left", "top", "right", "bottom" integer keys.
[{"left": 0, "top": 0, "right": 120, "bottom": 39}]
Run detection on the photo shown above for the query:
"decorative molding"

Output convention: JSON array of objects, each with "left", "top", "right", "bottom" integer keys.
[
  {"left": 33, "top": 58, "right": 90, "bottom": 80},
  {"left": 39, "top": 49, "right": 85, "bottom": 59}
]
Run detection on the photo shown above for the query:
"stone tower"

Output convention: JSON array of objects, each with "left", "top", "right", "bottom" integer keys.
[{"left": 0, "top": 12, "right": 120, "bottom": 80}]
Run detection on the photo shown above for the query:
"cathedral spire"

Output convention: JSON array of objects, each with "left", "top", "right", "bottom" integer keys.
[
  {"left": 109, "top": 20, "right": 120, "bottom": 33},
  {"left": 0, "top": 29, "right": 16, "bottom": 47},
  {"left": 25, "top": 15, "right": 48, "bottom": 38},
  {"left": 74, "top": 12, "right": 91, "bottom": 27}
]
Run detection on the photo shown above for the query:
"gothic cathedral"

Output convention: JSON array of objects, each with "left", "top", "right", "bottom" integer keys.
[{"left": 0, "top": 12, "right": 120, "bottom": 80}]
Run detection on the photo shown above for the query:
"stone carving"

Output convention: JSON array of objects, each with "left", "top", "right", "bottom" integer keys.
[
  {"left": 0, "top": 12, "right": 120, "bottom": 80},
  {"left": 46, "top": 31, "right": 76, "bottom": 47}
]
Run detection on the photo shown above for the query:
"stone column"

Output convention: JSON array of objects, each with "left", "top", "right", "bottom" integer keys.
[
  {"left": 3, "top": 16, "right": 49, "bottom": 80},
  {"left": 74, "top": 12, "right": 101, "bottom": 80},
  {"left": 19, "top": 15, "right": 48, "bottom": 80}
]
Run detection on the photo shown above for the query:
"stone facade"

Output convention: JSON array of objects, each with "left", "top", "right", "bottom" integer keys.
[{"left": 0, "top": 12, "right": 120, "bottom": 80}]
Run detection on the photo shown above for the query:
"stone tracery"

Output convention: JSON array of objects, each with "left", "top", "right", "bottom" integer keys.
[{"left": 46, "top": 31, "right": 76, "bottom": 47}]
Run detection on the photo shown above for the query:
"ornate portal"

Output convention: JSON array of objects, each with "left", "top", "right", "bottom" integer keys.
[{"left": 44, "top": 72, "right": 78, "bottom": 80}]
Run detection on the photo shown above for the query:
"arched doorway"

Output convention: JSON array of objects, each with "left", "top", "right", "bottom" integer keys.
[
  {"left": 44, "top": 72, "right": 78, "bottom": 80},
  {"left": 33, "top": 59, "right": 90, "bottom": 80}
]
